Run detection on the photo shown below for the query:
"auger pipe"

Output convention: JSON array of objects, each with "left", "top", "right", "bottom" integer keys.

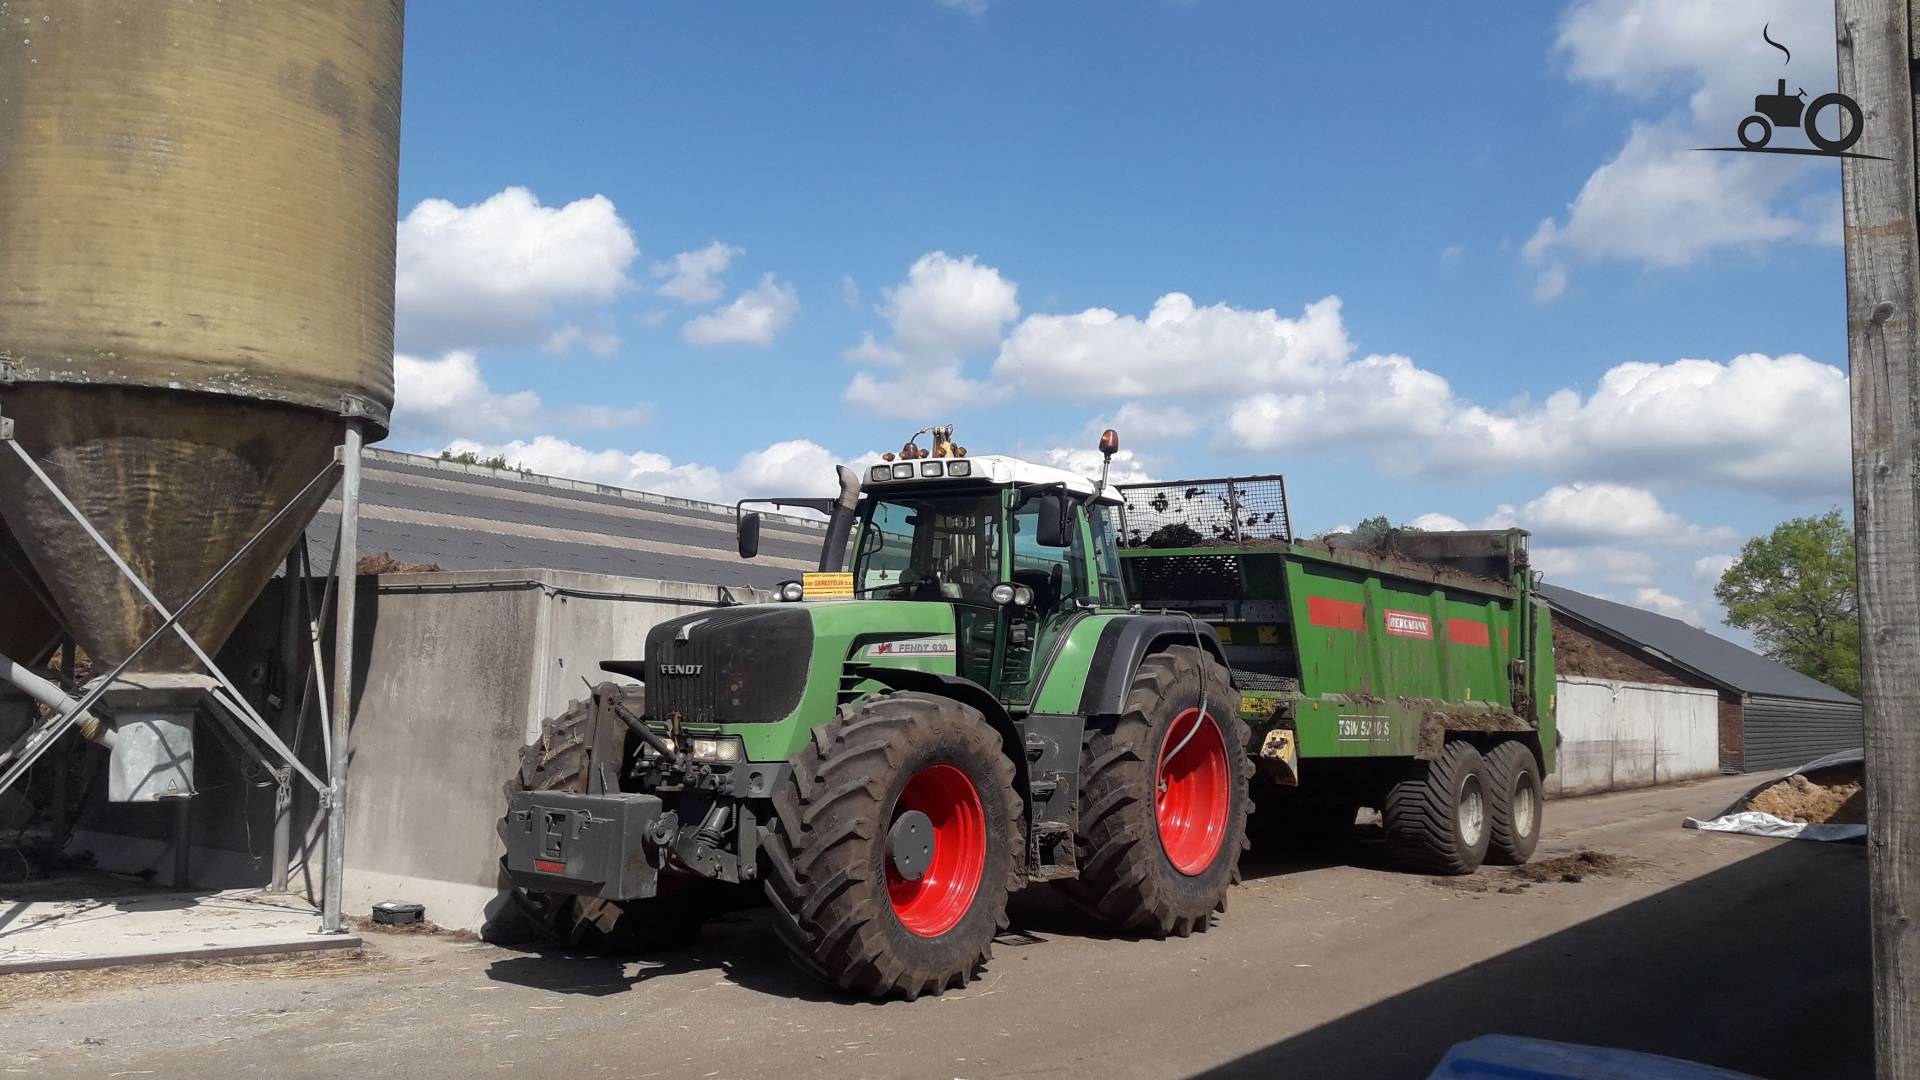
[{"left": 0, "top": 652, "right": 114, "bottom": 749}]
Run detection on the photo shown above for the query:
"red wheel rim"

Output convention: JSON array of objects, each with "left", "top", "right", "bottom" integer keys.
[
  {"left": 886, "top": 763, "right": 987, "bottom": 937},
  {"left": 1157, "top": 708, "right": 1230, "bottom": 875}
]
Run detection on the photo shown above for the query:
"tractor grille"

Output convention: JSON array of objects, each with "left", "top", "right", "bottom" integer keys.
[{"left": 643, "top": 606, "right": 812, "bottom": 724}]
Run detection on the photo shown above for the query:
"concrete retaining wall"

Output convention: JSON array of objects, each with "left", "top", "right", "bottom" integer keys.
[
  {"left": 68, "top": 568, "right": 765, "bottom": 934},
  {"left": 1548, "top": 675, "right": 1721, "bottom": 797}
]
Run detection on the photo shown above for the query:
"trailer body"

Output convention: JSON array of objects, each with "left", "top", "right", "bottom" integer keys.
[{"left": 1115, "top": 477, "right": 1556, "bottom": 786}]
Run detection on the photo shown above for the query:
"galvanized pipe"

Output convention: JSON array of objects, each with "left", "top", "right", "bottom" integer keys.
[
  {"left": 269, "top": 548, "right": 301, "bottom": 894},
  {"left": 0, "top": 651, "right": 114, "bottom": 750},
  {"left": 322, "top": 421, "right": 364, "bottom": 934}
]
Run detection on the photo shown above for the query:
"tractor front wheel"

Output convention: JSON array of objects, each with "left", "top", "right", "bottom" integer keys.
[
  {"left": 495, "top": 688, "right": 709, "bottom": 952},
  {"left": 761, "top": 691, "right": 1021, "bottom": 1000},
  {"left": 1072, "top": 646, "right": 1250, "bottom": 936}
]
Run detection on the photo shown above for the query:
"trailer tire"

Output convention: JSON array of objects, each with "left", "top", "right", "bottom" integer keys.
[
  {"left": 1071, "top": 646, "right": 1250, "bottom": 936},
  {"left": 1383, "top": 739, "right": 1491, "bottom": 875},
  {"left": 1484, "top": 741, "right": 1544, "bottom": 866},
  {"left": 761, "top": 691, "right": 1021, "bottom": 1000},
  {"left": 496, "top": 689, "right": 706, "bottom": 952}
]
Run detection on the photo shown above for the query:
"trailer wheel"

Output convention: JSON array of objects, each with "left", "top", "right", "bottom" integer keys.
[
  {"left": 494, "top": 688, "right": 706, "bottom": 952},
  {"left": 761, "top": 691, "right": 1021, "bottom": 1000},
  {"left": 1383, "top": 739, "right": 1492, "bottom": 875},
  {"left": 1071, "top": 646, "right": 1250, "bottom": 936},
  {"left": 1484, "top": 741, "right": 1544, "bottom": 866}
]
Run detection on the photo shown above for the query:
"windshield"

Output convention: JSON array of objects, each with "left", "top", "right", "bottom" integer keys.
[{"left": 853, "top": 492, "right": 1002, "bottom": 603}]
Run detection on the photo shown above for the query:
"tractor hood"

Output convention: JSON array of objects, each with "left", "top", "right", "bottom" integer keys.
[{"left": 637, "top": 601, "right": 959, "bottom": 758}]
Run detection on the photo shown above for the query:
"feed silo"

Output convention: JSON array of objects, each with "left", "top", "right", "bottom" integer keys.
[{"left": 0, "top": 0, "right": 402, "bottom": 876}]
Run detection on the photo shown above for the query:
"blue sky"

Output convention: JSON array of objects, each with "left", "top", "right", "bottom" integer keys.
[{"left": 387, "top": 1, "right": 1854, "bottom": 636}]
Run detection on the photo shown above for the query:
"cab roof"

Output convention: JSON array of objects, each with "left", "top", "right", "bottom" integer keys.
[{"left": 859, "top": 453, "right": 1121, "bottom": 504}]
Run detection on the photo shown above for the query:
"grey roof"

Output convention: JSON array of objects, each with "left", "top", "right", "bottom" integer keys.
[
  {"left": 1538, "top": 583, "right": 1858, "bottom": 704},
  {"left": 302, "top": 449, "right": 827, "bottom": 591}
]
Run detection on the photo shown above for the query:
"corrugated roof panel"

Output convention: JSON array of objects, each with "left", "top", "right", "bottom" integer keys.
[{"left": 1539, "top": 583, "right": 1857, "bottom": 704}]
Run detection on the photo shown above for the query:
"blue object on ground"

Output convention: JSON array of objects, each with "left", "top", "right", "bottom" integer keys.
[{"left": 1429, "top": 1035, "right": 1767, "bottom": 1080}]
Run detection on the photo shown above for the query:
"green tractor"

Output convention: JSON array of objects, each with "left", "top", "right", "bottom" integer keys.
[{"left": 501, "top": 427, "right": 1251, "bottom": 999}]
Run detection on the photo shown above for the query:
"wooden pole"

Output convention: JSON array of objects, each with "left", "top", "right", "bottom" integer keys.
[{"left": 1835, "top": 2, "right": 1920, "bottom": 1075}]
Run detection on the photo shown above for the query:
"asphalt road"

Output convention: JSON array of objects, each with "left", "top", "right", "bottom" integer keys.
[{"left": 8, "top": 773, "right": 1870, "bottom": 1080}]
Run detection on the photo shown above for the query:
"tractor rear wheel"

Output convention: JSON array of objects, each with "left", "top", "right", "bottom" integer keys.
[
  {"left": 1072, "top": 646, "right": 1250, "bottom": 936},
  {"left": 496, "top": 687, "right": 706, "bottom": 952},
  {"left": 1484, "top": 740, "right": 1544, "bottom": 866},
  {"left": 1383, "top": 739, "right": 1491, "bottom": 875},
  {"left": 761, "top": 691, "right": 1021, "bottom": 1000}
]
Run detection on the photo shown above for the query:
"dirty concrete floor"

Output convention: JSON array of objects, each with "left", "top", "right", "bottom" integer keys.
[{"left": 4, "top": 774, "right": 1869, "bottom": 1080}]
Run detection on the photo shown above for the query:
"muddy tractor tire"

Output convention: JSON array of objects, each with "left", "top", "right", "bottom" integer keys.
[
  {"left": 1072, "top": 645, "right": 1251, "bottom": 936},
  {"left": 1484, "top": 740, "right": 1545, "bottom": 867},
  {"left": 761, "top": 690, "right": 1022, "bottom": 1000},
  {"left": 498, "top": 687, "right": 706, "bottom": 952},
  {"left": 1383, "top": 739, "right": 1492, "bottom": 876}
]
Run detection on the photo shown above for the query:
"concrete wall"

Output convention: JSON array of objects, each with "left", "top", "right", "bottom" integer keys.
[
  {"left": 68, "top": 568, "right": 765, "bottom": 933},
  {"left": 1548, "top": 676, "right": 1721, "bottom": 797}
]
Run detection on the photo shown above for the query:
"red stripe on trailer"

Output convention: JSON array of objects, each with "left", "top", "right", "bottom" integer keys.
[
  {"left": 1448, "top": 619, "right": 1491, "bottom": 647},
  {"left": 1307, "top": 596, "right": 1366, "bottom": 630},
  {"left": 1501, "top": 626, "right": 1510, "bottom": 650}
]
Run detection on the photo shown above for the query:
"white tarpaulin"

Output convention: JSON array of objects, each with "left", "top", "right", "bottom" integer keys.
[{"left": 1683, "top": 810, "right": 1865, "bottom": 843}]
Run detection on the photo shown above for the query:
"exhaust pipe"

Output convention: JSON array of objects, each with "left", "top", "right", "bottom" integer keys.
[
  {"left": 818, "top": 465, "right": 862, "bottom": 572},
  {"left": 0, "top": 651, "right": 115, "bottom": 749}
]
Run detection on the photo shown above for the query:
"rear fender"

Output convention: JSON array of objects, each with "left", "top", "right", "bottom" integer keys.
[{"left": 1074, "top": 615, "right": 1228, "bottom": 718}]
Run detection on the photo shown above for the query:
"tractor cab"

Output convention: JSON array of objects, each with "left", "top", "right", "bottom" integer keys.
[{"left": 737, "top": 426, "right": 1130, "bottom": 706}]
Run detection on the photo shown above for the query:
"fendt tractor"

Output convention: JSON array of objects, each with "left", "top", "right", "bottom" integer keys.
[{"left": 500, "top": 426, "right": 1556, "bottom": 999}]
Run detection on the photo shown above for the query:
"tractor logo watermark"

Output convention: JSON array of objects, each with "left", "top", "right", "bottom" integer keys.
[{"left": 1697, "top": 24, "right": 1881, "bottom": 160}]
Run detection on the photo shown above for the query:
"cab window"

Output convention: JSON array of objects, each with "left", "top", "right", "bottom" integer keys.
[
  {"left": 1010, "top": 498, "right": 1089, "bottom": 611},
  {"left": 1088, "top": 505, "right": 1128, "bottom": 606},
  {"left": 853, "top": 493, "right": 1002, "bottom": 603}
]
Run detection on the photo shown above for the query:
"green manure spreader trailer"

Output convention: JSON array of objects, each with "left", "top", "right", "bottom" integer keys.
[{"left": 500, "top": 428, "right": 1555, "bottom": 1000}]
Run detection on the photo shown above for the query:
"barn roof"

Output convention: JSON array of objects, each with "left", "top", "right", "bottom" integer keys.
[
  {"left": 1538, "top": 583, "right": 1857, "bottom": 705},
  {"left": 302, "top": 449, "right": 826, "bottom": 591}
]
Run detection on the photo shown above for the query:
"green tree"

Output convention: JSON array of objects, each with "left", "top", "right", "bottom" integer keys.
[
  {"left": 440, "top": 449, "right": 511, "bottom": 470},
  {"left": 1714, "top": 509, "right": 1860, "bottom": 696},
  {"left": 1345, "top": 515, "right": 1427, "bottom": 542}
]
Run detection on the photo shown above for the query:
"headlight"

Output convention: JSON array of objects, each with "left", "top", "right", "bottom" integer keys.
[
  {"left": 869, "top": 464, "right": 892, "bottom": 482},
  {"left": 919, "top": 461, "right": 943, "bottom": 477},
  {"left": 689, "top": 736, "right": 743, "bottom": 763},
  {"left": 777, "top": 580, "right": 804, "bottom": 602},
  {"left": 891, "top": 463, "right": 914, "bottom": 479},
  {"left": 947, "top": 460, "right": 971, "bottom": 477},
  {"left": 1013, "top": 585, "right": 1034, "bottom": 607},
  {"left": 990, "top": 582, "right": 1016, "bottom": 606}
]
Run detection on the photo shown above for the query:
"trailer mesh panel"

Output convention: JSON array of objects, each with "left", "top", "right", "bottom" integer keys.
[{"left": 1116, "top": 475, "right": 1291, "bottom": 548}]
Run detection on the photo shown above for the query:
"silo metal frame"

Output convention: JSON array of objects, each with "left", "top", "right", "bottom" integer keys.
[{"left": 0, "top": 406, "right": 368, "bottom": 933}]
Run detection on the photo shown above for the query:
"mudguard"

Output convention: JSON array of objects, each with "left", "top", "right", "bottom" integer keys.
[{"left": 1075, "top": 614, "right": 1227, "bottom": 717}]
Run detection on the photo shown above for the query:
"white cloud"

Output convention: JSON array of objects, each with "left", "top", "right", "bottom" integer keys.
[
  {"left": 393, "top": 351, "right": 645, "bottom": 443},
  {"left": 1430, "top": 352, "right": 1851, "bottom": 497},
  {"left": 1527, "top": 1, "right": 1840, "bottom": 296},
  {"left": 652, "top": 241, "right": 744, "bottom": 306},
  {"left": 438, "top": 435, "right": 879, "bottom": 504},
  {"left": 844, "top": 361, "right": 1010, "bottom": 419},
  {"left": 395, "top": 187, "right": 638, "bottom": 353},
  {"left": 1531, "top": 545, "right": 1660, "bottom": 587},
  {"left": 996, "top": 293, "right": 1350, "bottom": 402},
  {"left": 883, "top": 252, "right": 1020, "bottom": 360},
  {"left": 1479, "top": 483, "right": 1739, "bottom": 548},
  {"left": 393, "top": 352, "right": 540, "bottom": 440},
  {"left": 1631, "top": 587, "right": 1705, "bottom": 626},
  {"left": 542, "top": 323, "right": 620, "bottom": 357},
  {"left": 1224, "top": 353, "right": 1452, "bottom": 452},
  {"left": 1034, "top": 446, "right": 1155, "bottom": 486},
  {"left": 1083, "top": 402, "right": 1202, "bottom": 447},
  {"left": 1693, "top": 552, "right": 1737, "bottom": 586},
  {"left": 682, "top": 274, "right": 799, "bottom": 347},
  {"left": 1406, "top": 512, "right": 1470, "bottom": 532}
]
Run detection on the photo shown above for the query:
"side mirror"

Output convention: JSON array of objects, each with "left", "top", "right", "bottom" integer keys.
[
  {"left": 737, "top": 512, "right": 762, "bottom": 559},
  {"left": 1036, "top": 494, "right": 1074, "bottom": 548}
]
